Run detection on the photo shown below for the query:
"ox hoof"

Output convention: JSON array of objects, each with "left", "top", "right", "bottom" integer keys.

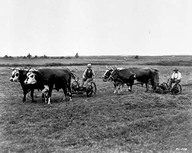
[{"left": 63, "top": 97, "right": 72, "bottom": 101}]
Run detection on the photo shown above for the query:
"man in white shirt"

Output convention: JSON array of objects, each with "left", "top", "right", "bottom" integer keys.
[{"left": 169, "top": 68, "right": 182, "bottom": 89}]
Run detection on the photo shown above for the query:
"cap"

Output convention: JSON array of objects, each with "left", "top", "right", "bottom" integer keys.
[
  {"left": 87, "top": 64, "right": 92, "bottom": 68},
  {"left": 173, "top": 68, "right": 178, "bottom": 71}
]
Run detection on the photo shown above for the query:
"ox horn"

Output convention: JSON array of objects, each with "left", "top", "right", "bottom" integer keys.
[
  {"left": 105, "top": 65, "right": 111, "bottom": 70},
  {"left": 23, "top": 67, "right": 30, "bottom": 71},
  {"left": 111, "top": 66, "right": 117, "bottom": 70},
  {"left": 13, "top": 67, "right": 21, "bottom": 70},
  {"left": 29, "top": 68, "right": 38, "bottom": 72},
  {"left": 8, "top": 67, "right": 15, "bottom": 70}
]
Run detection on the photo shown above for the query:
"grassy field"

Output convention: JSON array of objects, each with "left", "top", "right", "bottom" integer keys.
[{"left": 0, "top": 56, "right": 192, "bottom": 152}]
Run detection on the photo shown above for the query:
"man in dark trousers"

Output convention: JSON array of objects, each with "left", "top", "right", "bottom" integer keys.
[{"left": 81, "top": 64, "right": 95, "bottom": 87}]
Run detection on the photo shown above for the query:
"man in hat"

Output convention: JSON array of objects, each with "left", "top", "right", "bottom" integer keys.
[
  {"left": 169, "top": 68, "right": 182, "bottom": 89},
  {"left": 81, "top": 64, "right": 95, "bottom": 87}
]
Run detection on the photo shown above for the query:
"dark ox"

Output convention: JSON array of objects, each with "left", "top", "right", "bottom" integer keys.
[
  {"left": 102, "top": 67, "right": 127, "bottom": 93},
  {"left": 130, "top": 67, "right": 159, "bottom": 91},
  {"left": 109, "top": 67, "right": 159, "bottom": 92},
  {"left": 109, "top": 68, "right": 135, "bottom": 92},
  {"left": 9, "top": 68, "right": 42, "bottom": 102},
  {"left": 24, "top": 68, "right": 75, "bottom": 104}
]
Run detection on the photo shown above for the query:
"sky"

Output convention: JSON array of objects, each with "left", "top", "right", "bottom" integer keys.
[{"left": 0, "top": 0, "right": 192, "bottom": 56}]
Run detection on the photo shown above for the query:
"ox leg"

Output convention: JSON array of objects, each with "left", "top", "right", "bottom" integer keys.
[
  {"left": 117, "top": 84, "right": 120, "bottom": 94},
  {"left": 23, "top": 90, "right": 28, "bottom": 102},
  {"left": 126, "top": 83, "right": 132, "bottom": 92},
  {"left": 47, "top": 97, "right": 51, "bottom": 105},
  {"left": 128, "top": 79, "right": 134, "bottom": 92},
  {"left": 113, "top": 83, "right": 117, "bottom": 93},
  {"left": 145, "top": 83, "right": 149, "bottom": 92},
  {"left": 62, "top": 86, "right": 71, "bottom": 101},
  {"left": 118, "top": 84, "right": 122, "bottom": 94},
  {"left": 47, "top": 85, "right": 53, "bottom": 105},
  {"left": 67, "top": 83, "right": 72, "bottom": 101},
  {"left": 125, "top": 84, "right": 129, "bottom": 91},
  {"left": 30, "top": 89, "right": 36, "bottom": 102},
  {"left": 120, "top": 84, "right": 124, "bottom": 92}
]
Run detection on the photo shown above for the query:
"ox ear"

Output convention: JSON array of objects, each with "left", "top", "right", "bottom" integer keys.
[
  {"left": 152, "top": 68, "right": 159, "bottom": 73},
  {"left": 155, "top": 69, "right": 159, "bottom": 72}
]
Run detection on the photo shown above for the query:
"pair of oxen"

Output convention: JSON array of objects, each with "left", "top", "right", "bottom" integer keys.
[
  {"left": 102, "top": 66, "right": 159, "bottom": 93},
  {"left": 9, "top": 68, "right": 75, "bottom": 104}
]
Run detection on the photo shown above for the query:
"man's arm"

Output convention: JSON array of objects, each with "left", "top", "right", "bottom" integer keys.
[
  {"left": 171, "top": 73, "right": 175, "bottom": 79},
  {"left": 92, "top": 70, "right": 95, "bottom": 77},
  {"left": 177, "top": 72, "right": 182, "bottom": 80},
  {"left": 83, "top": 69, "right": 87, "bottom": 78}
]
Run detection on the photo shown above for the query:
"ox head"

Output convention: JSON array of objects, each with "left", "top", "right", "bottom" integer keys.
[
  {"left": 24, "top": 69, "right": 38, "bottom": 84},
  {"left": 108, "top": 69, "right": 119, "bottom": 82},
  {"left": 10, "top": 68, "right": 21, "bottom": 82},
  {"left": 9, "top": 67, "right": 30, "bottom": 82},
  {"left": 102, "top": 66, "right": 113, "bottom": 82}
]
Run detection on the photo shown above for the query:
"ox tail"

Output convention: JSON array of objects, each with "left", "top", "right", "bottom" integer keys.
[
  {"left": 70, "top": 72, "right": 76, "bottom": 80},
  {"left": 66, "top": 68, "right": 77, "bottom": 80}
]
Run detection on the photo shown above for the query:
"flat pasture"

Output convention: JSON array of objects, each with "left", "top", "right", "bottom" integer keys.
[{"left": 0, "top": 56, "right": 192, "bottom": 152}]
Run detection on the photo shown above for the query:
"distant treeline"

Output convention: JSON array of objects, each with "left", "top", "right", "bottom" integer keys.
[
  {"left": 143, "top": 60, "right": 192, "bottom": 66},
  {"left": 2, "top": 55, "right": 74, "bottom": 59},
  {"left": 0, "top": 62, "right": 125, "bottom": 67}
]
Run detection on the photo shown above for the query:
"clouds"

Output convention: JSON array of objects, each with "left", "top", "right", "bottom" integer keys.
[{"left": 0, "top": 0, "right": 191, "bottom": 56}]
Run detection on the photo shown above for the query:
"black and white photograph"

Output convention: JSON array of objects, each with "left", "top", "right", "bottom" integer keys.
[{"left": 0, "top": 0, "right": 191, "bottom": 152}]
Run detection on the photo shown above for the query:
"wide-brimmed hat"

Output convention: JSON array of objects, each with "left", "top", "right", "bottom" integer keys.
[
  {"left": 87, "top": 64, "right": 92, "bottom": 68},
  {"left": 173, "top": 68, "right": 178, "bottom": 71}
]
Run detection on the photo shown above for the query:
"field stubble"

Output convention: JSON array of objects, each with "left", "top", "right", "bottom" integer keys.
[{"left": 0, "top": 58, "right": 192, "bottom": 152}]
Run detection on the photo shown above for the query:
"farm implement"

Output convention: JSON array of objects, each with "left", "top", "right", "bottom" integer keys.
[
  {"left": 155, "top": 78, "right": 182, "bottom": 95},
  {"left": 71, "top": 78, "right": 97, "bottom": 97}
]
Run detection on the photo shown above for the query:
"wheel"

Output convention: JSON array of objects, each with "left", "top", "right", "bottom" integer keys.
[
  {"left": 160, "top": 82, "right": 169, "bottom": 93},
  {"left": 155, "top": 82, "right": 169, "bottom": 94},
  {"left": 86, "top": 82, "right": 97, "bottom": 97},
  {"left": 90, "top": 82, "right": 97, "bottom": 95},
  {"left": 171, "top": 83, "right": 182, "bottom": 95},
  {"left": 161, "top": 82, "right": 169, "bottom": 89}
]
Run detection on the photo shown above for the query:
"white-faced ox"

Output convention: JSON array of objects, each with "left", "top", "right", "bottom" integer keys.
[
  {"left": 24, "top": 69, "right": 75, "bottom": 104},
  {"left": 109, "top": 67, "right": 159, "bottom": 92},
  {"left": 102, "top": 66, "right": 128, "bottom": 93},
  {"left": 9, "top": 68, "right": 42, "bottom": 102}
]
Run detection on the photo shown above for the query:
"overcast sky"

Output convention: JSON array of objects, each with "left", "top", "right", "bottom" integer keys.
[{"left": 0, "top": 0, "right": 192, "bottom": 56}]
